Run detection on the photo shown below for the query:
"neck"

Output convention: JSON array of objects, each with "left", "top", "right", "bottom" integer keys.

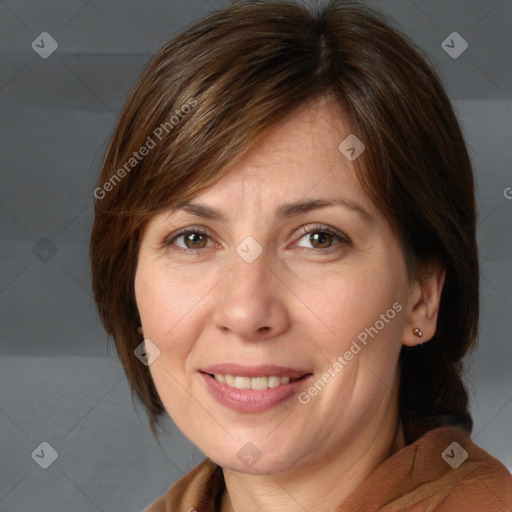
[{"left": 221, "top": 386, "right": 405, "bottom": 512}]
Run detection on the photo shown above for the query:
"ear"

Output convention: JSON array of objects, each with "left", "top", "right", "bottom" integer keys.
[
  {"left": 402, "top": 261, "right": 446, "bottom": 347},
  {"left": 137, "top": 326, "right": 144, "bottom": 336}
]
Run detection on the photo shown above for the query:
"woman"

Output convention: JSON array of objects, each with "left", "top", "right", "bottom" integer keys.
[{"left": 90, "top": 1, "right": 512, "bottom": 510}]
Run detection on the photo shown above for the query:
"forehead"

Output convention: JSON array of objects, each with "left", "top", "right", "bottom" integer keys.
[{"left": 191, "top": 98, "right": 372, "bottom": 213}]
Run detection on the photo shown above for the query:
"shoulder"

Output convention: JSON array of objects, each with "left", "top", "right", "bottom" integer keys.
[
  {"left": 402, "top": 426, "right": 512, "bottom": 511},
  {"left": 339, "top": 425, "right": 512, "bottom": 511},
  {"left": 427, "top": 426, "right": 512, "bottom": 511},
  {"left": 143, "top": 459, "right": 223, "bottom": 512}
]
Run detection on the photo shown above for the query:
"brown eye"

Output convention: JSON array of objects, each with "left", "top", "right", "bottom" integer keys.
[
  {"left": 295, "top": 225, "right": 350, "bottom": 250},
  {"left": 167, "top": 229, "right": 213, "bottom": 250},
  {"left": 308, "top": 232, "right": 334, "bottom": 249},
  {"left": 183, "top": 232, "right": 208, "bottom": 249}
]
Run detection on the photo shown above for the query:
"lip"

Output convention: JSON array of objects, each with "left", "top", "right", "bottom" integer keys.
[
  {"left": 200, "top": 364, "right": 312, "bottom": 413},
  {"left": 201, "top": 364, "right": 310, "bottom": 379}
]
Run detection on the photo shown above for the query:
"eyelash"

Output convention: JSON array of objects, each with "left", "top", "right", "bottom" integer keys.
[{"left": 164, "top": 224, "right": 351, "bottom": 254}]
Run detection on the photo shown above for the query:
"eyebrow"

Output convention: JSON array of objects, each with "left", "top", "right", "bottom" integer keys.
[
  {"left": 276, "top": 197, "right": 371, "bottom": 221},
  {"left": 176, "top": 197, "right": 372, "bottom": 222}
]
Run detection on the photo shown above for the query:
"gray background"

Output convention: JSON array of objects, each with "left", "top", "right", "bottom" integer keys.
[{"left": 0, "top": 0, "right": 511, "bottom": 510}]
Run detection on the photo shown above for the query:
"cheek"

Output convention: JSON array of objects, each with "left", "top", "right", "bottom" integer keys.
[
  {"left": 134, "top": 263, "right": 207, "bottom": 365},
  {"left": 136, "top": 259, "right": 206, "bottom": 332},
  {"left": 291, "top": 262, "right": 405, "bottom": 355},
  {"left": 134, "top": 264, "right": 210, "bottom": 419},
  {"left": 303, "top": 271, "right": 405, "bottom": 423}
]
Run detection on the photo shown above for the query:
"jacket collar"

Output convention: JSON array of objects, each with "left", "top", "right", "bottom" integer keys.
[{"left": 145, "top": 426, "right": 512, "bottom": 511}]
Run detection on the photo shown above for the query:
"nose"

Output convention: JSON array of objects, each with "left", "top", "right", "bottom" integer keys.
[{"left": 212, "top": 250, "right": 290, "bottom": 341}]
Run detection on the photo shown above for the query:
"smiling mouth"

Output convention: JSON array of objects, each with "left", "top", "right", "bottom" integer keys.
[
  {"left": 201, "top": 368, "right": 312, "bottom": 412},
  {"left": 207, "top": 374, "right": 301, "bottom": 390}
]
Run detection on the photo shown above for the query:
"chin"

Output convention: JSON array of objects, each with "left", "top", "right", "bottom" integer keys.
[{"left": 206, "top": 440, "right": 303, "bottom": 476}]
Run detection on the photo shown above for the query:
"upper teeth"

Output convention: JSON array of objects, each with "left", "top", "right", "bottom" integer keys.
[{"left": 213, "top": 374, "right": 292, "bottom": 390}]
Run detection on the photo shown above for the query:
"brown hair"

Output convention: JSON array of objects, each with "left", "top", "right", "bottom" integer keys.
[{"left": 90, "top": 0, "right": 478, "bottom": 443}]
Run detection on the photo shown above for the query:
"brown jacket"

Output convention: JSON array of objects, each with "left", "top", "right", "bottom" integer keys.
[{"left": 145, "top": 426, "right": 512, "bottom": 511}]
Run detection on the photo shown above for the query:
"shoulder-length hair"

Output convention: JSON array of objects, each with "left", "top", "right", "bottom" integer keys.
[{"left": 90, "top": 0, "right": 478, "bottom": 443}]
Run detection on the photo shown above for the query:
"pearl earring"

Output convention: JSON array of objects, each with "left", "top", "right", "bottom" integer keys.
[{"left": 413, "top": 328, "right": 423, "bottom": 338}]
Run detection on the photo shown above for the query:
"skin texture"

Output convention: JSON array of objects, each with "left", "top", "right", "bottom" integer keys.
[{"left": 134, "top": 98, "right": 445, "bottom": 512}]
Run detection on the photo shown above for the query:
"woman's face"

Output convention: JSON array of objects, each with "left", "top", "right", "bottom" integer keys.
[{"left": 135, "top": 98, "right": 414, "bottom": 475}]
